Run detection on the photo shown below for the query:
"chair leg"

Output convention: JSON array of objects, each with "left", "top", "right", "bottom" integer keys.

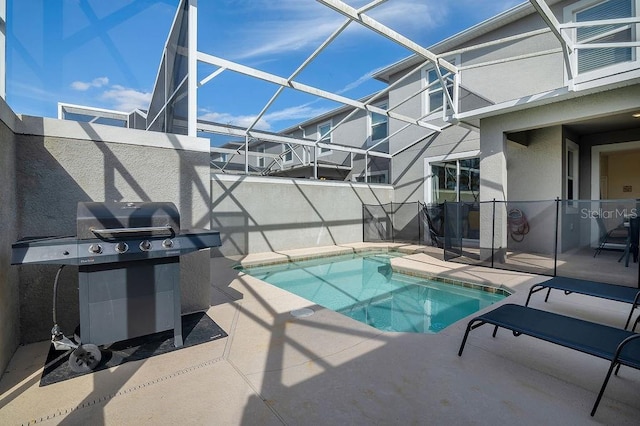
[
  {"left": 594, "top": 242, "right": 605, "bottom": 258},
  {"left": 591, "top": 360, "right": 619, "bottom": 416}
]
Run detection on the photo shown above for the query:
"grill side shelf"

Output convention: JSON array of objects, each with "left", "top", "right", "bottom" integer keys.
[
  {"left": 11, "top": 237, "right": 80, "bottom": 265},
  {"left": 11, "top": 230, "right": 221, "bottom": 266}
]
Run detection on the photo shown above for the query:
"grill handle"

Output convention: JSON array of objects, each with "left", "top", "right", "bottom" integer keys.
[{"left": 91, "top": 225, "right": 175, "bottom": 237}]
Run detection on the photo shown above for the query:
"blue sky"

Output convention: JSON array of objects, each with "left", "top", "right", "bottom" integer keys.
[{"left": 6, "top": 0, "right": 522, "bottom": 134}]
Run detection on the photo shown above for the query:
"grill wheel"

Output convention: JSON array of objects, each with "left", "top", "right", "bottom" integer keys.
[{"left": 68, "top": 344, "right": 102, "bottom": 373}]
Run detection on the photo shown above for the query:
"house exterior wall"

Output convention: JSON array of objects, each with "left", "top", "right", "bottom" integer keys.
[
  {"left": 13, "top": 116, "right": 212, "bottom": 344},
  {"left": 507, "top": 126, "right": 563, "bottom": 201},
  {"left": 384, "top": 3, "right": 571, "bottom": 207},
  {"left": 480, "top": 84, "right": 640, "bottom": 257},
  {"left": 281, "top": 101, "right": 388, "bottom": 182},
  {"left": 211, "top": 174, "right": 394, "bottom": 256},
  {"left": 0, "top": 98, "right": 19, "bottom": 373},
  {"left": 456, "top": 13, "right": 564, "bottom": 105}
]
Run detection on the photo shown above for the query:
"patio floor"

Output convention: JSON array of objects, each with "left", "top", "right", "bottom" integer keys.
[{"left": 1, "top": 243, "right": 639, "bottom": 424}]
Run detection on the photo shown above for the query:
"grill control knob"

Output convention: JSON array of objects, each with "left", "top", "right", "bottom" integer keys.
[
  {"left": 162, "top": 239, "right": 174, "bottom": 249},
  {"left": 139, "top": 240, "right": 152, "bottom": 251},
  {"left": 88, "top": 244, "right": 102, "bottom": 254},
  {"left": 114, "top": 242, "right": 129, "bottom": 254}
]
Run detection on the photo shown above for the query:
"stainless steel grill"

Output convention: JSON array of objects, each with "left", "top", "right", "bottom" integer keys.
[{"left": 12, "top": 201, "right": 222, "bottom": 372}]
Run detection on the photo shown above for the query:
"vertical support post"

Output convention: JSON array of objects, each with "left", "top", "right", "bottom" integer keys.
[
  {"left": 418, "top": 202, "right": 422, "bottom": 244},
  {"left": 362, "top": 204, "right": 365, "bottom": 243},
  {"left": 554, "top": 197, "right": 560, "bottom": 277},
  {"left": 365, "top": 152, "right": 369, "bottom": 183},
  {"left": 491, "top": 198, "right": 496, "bottom": 268},
  {"left": 244, "top": 135, "right": 249, "bottom": 175},
  {"left": 187, "top": 0, "right": 198, "bottom": 137},
  {"left": 314, "top": 146, "right": 319, "bottom": 179},
  {"left": 443, "top": 200, "right": 447, "bottom": 260},
  {"left": 0, "top": 0, "right": 6, "bottom": 100},
  {"left": 391, "top": 202, "right": 395, "bottom": 243}
]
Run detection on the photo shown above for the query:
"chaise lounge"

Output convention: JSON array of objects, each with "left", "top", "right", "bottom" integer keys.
[
  {"left": 525, "top": 276, "right": 640, "bottom": 329},
  {"left": 457, "top": 303, "right": 640, "bottom": 416}
]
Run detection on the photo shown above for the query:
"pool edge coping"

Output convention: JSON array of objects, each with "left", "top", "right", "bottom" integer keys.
[{"left": 233, "top": 245, "right": 513, "bottom": 297}]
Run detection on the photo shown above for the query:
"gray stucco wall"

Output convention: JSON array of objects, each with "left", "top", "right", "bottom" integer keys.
[
  {"left": 13, "top": 116, "right": 212, "bottom": 344},
  {"left": 507, "top": 126, "right": 563, "bottom": 202},
  {"left": 211, "top": 174, "right": 394, "bottom": 256},
  {"left": 0, "top": 99, "right": 19, "bottom": 374}
]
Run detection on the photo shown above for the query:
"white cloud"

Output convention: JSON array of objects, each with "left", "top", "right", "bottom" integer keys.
[
  {"left": 225, "top": 0, "right": 522, "bottom": 61},
  {"left": 227, "top": 0, "right": 448, "bottom": 60},
  {"left": 70, "top": 76, "right": 109, "bottom": 91},
  {"left": 234, "top": 18, "right": 342, "bottom": 60},
  {"left": 337, "top": 68, "right": 381, "bottom": 94},
  {"left": 101, "top": 85, "right": 151, "bottom": 111},
  {"left": 199, "top": 103, "right": 332, "bottom": 131},
  {"left": 199, "top": 111, "right": 272, "bottom": 131},
  {"left": 263, "top": 104, "right": 332, "bottom": 123}
]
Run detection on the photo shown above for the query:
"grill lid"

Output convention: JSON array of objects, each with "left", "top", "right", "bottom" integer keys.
[{"left": 76, "top": 202, "right": 180, "bottom": 240}]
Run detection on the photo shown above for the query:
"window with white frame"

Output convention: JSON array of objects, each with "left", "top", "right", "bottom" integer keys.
[
  {"left": 353, "top": 171, "right": 388, "bottom": 184},
  {"left": 424, "top": 61, "right": 456, "bottom": 114},
  {"left": 212, "top": 153, "right": 227, "bottom": 163},
  {"left": 565, "top": 0, "right": 637, "bottom": 76},
  {"left": 426, "top": 154, "right": 480, "bottom": 204},
  {"left": 566, "top": 140, "right": 579, "bottom": 204},
  {"left": 370, "top": 102, "right": 388, "bottom": 145},
  {"left": 318, "top": 121, "right": 332, "bottom": 154},
  {"left": 256, "top": 146, "right": 265, "bottom": 168},
  {"left": 283, "top": 143, "right": 293, "bottom": 163}
]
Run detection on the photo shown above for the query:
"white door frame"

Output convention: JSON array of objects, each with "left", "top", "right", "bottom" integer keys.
[
  {"left": 424, "top": 150, "right": 480, "bottom": 203},
  {"left": 591, "top": 141, "right": 640, "bottom": 200}
]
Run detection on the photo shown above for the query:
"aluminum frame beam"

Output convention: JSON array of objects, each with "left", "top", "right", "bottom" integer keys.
[
  {"left": 201, "top": 121, "right": 391, "bottom": 158},
  {"left": 197, "top": 51, "right": 443, "bottom": 132},
  {"left": 187, "top": 0, "right": 197, "bottom": 136},
  {"left": 528, "top": 0, "right": 575, "bottom": 83},
  {"left": 529, "top": 0, "right": 574, "bottom": 53},
  {"left": 244, "top": 0, "right": 388, "bottom": 135},
  {"left": 316, "top": 0, "right": 456, "bottom": 74},
  {"left": 316, "top": 0, "right": 459, "bottom": 120}
]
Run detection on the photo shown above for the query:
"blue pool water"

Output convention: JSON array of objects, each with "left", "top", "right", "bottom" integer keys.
[{"left": 240, "top": 251, "right": 507, "bottom": 333}]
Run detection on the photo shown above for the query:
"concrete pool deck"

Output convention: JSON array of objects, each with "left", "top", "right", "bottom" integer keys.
[{"left": 1, "top": 243, "right": 639, "bottom": 424}]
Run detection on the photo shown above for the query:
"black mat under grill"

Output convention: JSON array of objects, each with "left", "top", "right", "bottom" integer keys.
[{"left": 40, "top": 312, "right": 227, "bottom": 386}]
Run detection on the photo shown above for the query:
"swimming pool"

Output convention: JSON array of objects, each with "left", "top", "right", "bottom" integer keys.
[{"left": 239, "top": 251, "right": 509, "bottom": 333}]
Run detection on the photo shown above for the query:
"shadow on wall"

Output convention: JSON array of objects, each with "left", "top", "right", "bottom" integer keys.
[
  {"left": 14, "top": 119, "right": 212, "bottom": 344},
  {"left": 210, "top": 175, "right": 394, "bottom": 257}
]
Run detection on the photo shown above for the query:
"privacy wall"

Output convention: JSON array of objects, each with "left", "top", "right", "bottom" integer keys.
[
  {"left": 211, "top": 174, "right": 394, "bottom": 256},
  {"left": 12, "top": 116, "right": 212, "bottom": 344},
  {"left": 0, "top": 100, "right": 19, "bottom": 373}
]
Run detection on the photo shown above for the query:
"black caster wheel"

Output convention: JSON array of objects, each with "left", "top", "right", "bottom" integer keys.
[{"left": 68, "top": 344, "right": 101, "bottom": 373}]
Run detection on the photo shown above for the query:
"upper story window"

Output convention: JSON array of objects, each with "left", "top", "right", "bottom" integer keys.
[
  {"left": 566, "top": 140, "right": 579, "bottom": 206},
  {"left": 212, "top": 153, "right": 227, "bottom": 163},
  {"left": 423, "top": 60, "right": 456, "bottom": 115},
  {"left": 256, "top": 146, "right": 265, "bottom": 167},
  {"left": 318, "top": 121, "right": 332, "bottom": 154},
  {"left": 370, "top": 102, "right": 388, "bottom": 144},
  {"left": 283, "top": 143, "right": 293, "bottom": 163},
  {"left": 565, "top": 0, "right": 638, "bottom": 76}
]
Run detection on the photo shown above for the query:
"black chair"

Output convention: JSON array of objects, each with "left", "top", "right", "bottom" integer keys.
[
  {"left": 593, "top": 213, "right": 628, "bottom": 258},
  {"left": 458, "top": 303, "right": 640, "bottom": 417}
]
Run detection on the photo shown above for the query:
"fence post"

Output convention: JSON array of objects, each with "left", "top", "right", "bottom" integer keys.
[
  {"left": 391, "top": 202, "right": 395, "bottom": 243},
  {"left": 417, "top": 202, "right": 422, "bottom": 244},
  {"left": 362, "top": 204, "right": 365, "bottom": 243},
  {"left": 491, "top": 198, "right": 496, "bottom": 268},
  {"left": 554, "top": 197, "right": 560, "bottom": 277},
  {"left": 443, "top": 201, "right": 447, "bottom": 260}
]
